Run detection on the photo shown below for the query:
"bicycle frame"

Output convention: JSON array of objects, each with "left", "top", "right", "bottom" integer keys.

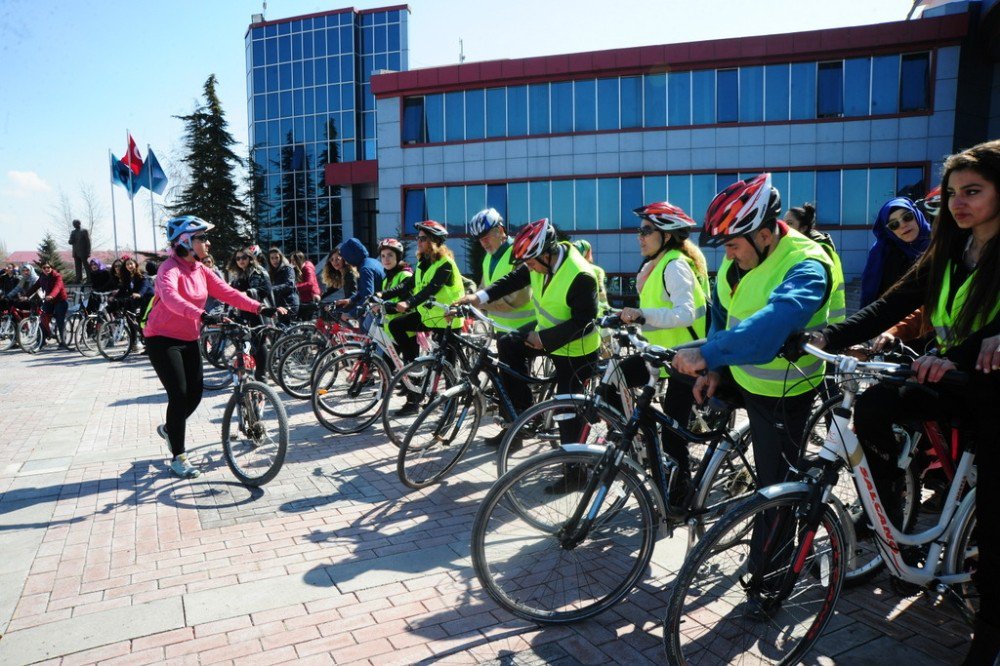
[{"left": 805, "top": 344, "right": 977, "bottom": 587}]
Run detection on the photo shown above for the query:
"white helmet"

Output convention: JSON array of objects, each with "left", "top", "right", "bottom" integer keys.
[
  {"left": 166, "top": 215, "right": 215, "bottom": 250},
  {"left": 468, "top": 208, "right": 504, "bottom": 239}
]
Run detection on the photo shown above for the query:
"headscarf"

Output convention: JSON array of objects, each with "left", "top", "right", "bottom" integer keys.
[
  {"left": 89, "top": 258, "right": 108, "bottom": 271},
  {"left": 859, "top": 197, "right": 931, "bottom": 306}
]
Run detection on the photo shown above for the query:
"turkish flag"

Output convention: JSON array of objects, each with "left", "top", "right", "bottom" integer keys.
[{"left": 121, "top": 134, "right": 144, "bottom": 176}]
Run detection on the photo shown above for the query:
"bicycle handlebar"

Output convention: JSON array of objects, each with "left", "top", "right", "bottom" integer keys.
[{"left": 802, "top": 342, "right": 969, "bottom": 388}]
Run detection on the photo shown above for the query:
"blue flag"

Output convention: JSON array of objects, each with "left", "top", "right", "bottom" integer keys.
[
  {"left": 110, "top": 152, "right": 141, "bottom": 198},
  {"left": 138, "top": 148, "right": 168, "bottom": 195}
]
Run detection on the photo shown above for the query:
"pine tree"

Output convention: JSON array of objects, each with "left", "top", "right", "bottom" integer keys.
[
  {"left": 36, "top": 233, "right": 67, "bottom": 273},
  {"left": 170, "top": 74, "right": 249, "bottom": 260}
]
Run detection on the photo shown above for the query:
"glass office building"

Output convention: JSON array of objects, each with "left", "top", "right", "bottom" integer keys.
[
  {"left": 245, "top": 6, "right": 409, "bottom": 259},
  {"left": 373, "top": 2, "right": 1000, "bottom": 303}
]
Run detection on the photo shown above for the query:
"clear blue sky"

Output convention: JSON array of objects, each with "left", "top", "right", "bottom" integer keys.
[{"left": 0, "top": 0, "right": 917, "bottom": 254}]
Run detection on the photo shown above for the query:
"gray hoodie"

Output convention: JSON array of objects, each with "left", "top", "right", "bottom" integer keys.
[{"left": 5, "top": 264, "right": 39, "bottom": 299}]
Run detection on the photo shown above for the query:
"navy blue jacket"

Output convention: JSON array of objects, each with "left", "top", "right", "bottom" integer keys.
[{"left": 339, "top": 238, "right": 386, "bottom": 318}]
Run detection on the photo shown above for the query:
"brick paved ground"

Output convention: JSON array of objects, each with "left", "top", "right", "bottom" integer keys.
[{"left": 0, "top": 345, "right": 974, "bottom": 664}]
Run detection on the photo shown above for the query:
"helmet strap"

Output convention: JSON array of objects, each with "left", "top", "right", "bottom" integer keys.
[{"left": 748, "top": 231, "right": 771, "bottom": 265}]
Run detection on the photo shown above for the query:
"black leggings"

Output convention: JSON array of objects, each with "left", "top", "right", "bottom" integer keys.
[
  {"left": 146, "top": 336, "right": 203, "bottom": 457},
  {"left": 389, "top": 311, "right": 439, "bottom": 364}
]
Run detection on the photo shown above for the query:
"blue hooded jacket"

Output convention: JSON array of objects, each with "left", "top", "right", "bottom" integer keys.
[
  {"left": 339, "top": 238, "right": 385, "bottom": 317},
  {"left": 859, "top": 197, "right": 931, "bottom": 307}
]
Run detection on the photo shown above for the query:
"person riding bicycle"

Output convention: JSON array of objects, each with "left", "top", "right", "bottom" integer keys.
[
  {"left": 455, "top": 218, "right": 600, "bottom": 471},
  {"left": 5, "top": 264, "right": 38, "bottom": 299},
  {"left": 672, "top": 172, "right": 836, "bottom": 512},
  {"left": 334, "top": 238, "right": 386, "bottom": 323},
  {"left": 806, "top": 140, "right": 1000, "bottom": 666},
  {"left": 23, "top": 262, "right": 69, "bottom": 347},
  {"left": 375, "top": 237, "right": 412, "bottom": 336},
  {"left": 266, "top": 248, "right": 300, "bottom": 323},
  {"left": 144, "top": 216, "right": 279, "bottom": 479},
  {"left": 573, "top": 239, "right": 610, "bottom": 313},
  {"left": 617, "top": 201, "right": 710, "bottom": 502},
  {"left": 382, "top": 221, "right": 465, "bottom": 414},
  {"left": 468, "top": 208, "right": 535, "bottom": 331}
]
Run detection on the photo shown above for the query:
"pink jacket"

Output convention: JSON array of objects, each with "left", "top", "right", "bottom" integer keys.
[
  {"left": 295, "top": 260, "right": 321, "bottom": 301},
  {"left": 144, "top": 253, "right": 260, "bottom": 342}
]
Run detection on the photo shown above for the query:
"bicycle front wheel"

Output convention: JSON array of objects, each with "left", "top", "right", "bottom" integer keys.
[
  {"left": 75, "top": 315, "right": 100, "bottom": 357},
  {"left": 97, "top": 317, "right": 133, "bottom": 361},
  {"left": 397, "top": 388, "right": 481, "bottom": 489},
  {"left": 221, "top": 380, "right": 289, "bottom": 486},
  {"left": 472, "top": 449, "right": 657, "bottom": 624},
  {"left": 17, "top": 317, "right": 43, "bottom": 354},
  {"left": 664, "top": 491, "right": 847, "bottom": 666},
  {"left": 0, "top": 314, "right": 16, "bottom": 351},
  {"left": 311, "top": 350, "right": 390, "bottom": 433},
  {"left": 382, "top": 357, "right": 458, "bottom": 448}
]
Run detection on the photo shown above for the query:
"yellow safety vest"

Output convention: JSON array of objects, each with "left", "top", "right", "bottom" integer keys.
[
  {"left": 529, "top": 243, "right": 601, "bottom": 357},
  {"left": 716, "top": 230, "right": 833, "bottom": 397},
  {"left": 481, "top": 243, "right": 535, "bottom": 329},
  {"left": 416, "top": 255, "right": 463, "bottom": 329},
  {"left": 639, "top": 249, "right": 708, "bottom": 349},
  {"left": 930, "top": 259, "right": 1000, "bottom": 352}
]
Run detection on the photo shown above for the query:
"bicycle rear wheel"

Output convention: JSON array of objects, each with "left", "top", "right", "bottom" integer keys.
[
  {"left": 97, "top": 317, "right": 133, "bottom": 361},
  {"left": 17, "top": 317, "right": 43, "bottom": 354},
  {"left": 472, "top": 449, "right": 657, "bottom": 624},
  {"left": 311, "top": 350, "right": 390, "bottom": 433},
  {"left": 276, "top": 337, "right": 324, "bottom": 400},
  {"left": 397, "top": 388, "right": 481, "bottom": 489},
  {"left": 221, "top": 380, "right": 288, "bottom": 486},
  {"left": 664, "top": 491, "right": 847, "bottom": 665},
  {"left": 382, "top": 357, "right": 458, "bottom": 448},
  {"left": 75, "top": 315, "right": 101, "bottom": 357},
  {"left": 0, "top": 314, "right": 16, "bottom": 351}
]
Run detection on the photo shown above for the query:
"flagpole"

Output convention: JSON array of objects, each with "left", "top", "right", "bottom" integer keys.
[
  {"left": 108, "top": 149, "right": 120, "bottom": 257},
  {"left": 127, "top": 130, "right": 138, "bottom": 255},
  {"left": 147, "top": 143, "right": 156, "bottom": 253}
]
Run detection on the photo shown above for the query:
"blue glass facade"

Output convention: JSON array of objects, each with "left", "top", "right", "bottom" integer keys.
[
  {"left": 399, "top": 52, "right": 930, "bottom": 145},
  {"left": 246, "top": 7, "right": 408, "bottom": 258}
]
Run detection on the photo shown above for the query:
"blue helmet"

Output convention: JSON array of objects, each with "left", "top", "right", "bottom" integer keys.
[
  {"left": 468, "top": 208, "right": 504, "bottom": 239},
  {"left": 166, "top": 215, "right": 215, "bottom": 249}
]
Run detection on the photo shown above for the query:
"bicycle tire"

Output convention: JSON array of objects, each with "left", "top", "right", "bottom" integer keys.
[
  {"left": 276, "top": 337, "right": 325, "bottom": 400},
  {"left": 802, "top": 394, "right": 918, "bottom": 586},
  {"left": 75, "top": 315, "right": 101, "bottom": 357},
  {"left": 663, "top": 491, "right": 847, "bottom": 665},
  {"left": 471, "top": 449, "right": 657, "bottom": 624},
  {"left": 382, "top": 357, "right": 459, "bottom": 448},
  {"left": 221, "top": 380, "right": 288, "bottom": 486},
  {"left": 96, "top": 316, "right": 133, "bottom": 361},
  {"left": 397, "top": 387, "right": 481, "bottom": 489},
  {"left": 17, "top": 317, "right": 43, "bottom": 354},
  {"left": 947, "top": 493, "right": 978, "bottom": 625},
  {"left": 0, "top": 314, "right": 16, "bottom": 351},
  {"left": 311, "top": 350, "right": 390, "bottom": 434}
]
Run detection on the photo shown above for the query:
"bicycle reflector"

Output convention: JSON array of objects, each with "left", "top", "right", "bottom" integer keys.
[{"left": 232, "top": 353, "right": 256, "bottom": 370}]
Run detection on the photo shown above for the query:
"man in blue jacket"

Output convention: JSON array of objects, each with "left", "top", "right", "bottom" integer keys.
[{"left": 335, "top": 238, "right": 386, "bottom": 322}]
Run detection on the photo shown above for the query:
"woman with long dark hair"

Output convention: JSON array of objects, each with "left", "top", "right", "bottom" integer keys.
[{"left": 815, "top": 140, "right": 1000, "bottom": 665}]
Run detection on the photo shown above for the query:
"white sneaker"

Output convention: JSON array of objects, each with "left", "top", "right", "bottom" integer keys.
[{"left": 170, "top": 454, "right": 200, "bottom": 479}]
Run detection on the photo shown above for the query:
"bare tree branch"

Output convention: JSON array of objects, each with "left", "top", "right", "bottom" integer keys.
[
  {"left": 48, "top": 188, "right": 75, "bottom": 246},
  {"left": 78, "top": 182, "right": 109, "bottom": 249}
]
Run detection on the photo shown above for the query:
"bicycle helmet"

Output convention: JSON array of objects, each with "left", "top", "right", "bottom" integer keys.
[
  {"left": 633, "top": 201, "right": 697, "bottom": 237},
  {"left": 511, "top": 218, "right": 557, "bottom": 263},
  {"left": 573, "top": 239, "right": 592, "bottom": 256},
  {"left": 166, "top": 215, "right": 215, "bottom": 249},
  {"left": 468, "top": 208, "right": 504, "bottom": 239},
  {"left": 701, "top": 173, "right": 781, "bottom": 247},
  {"left": 378, "top": 238, "right": 404, "bottom": 257},
  {"left": 414, "top": 220, "right": 448, "bottom": 241},
  {"left": 918, "top": 186, "right": 942, "bottom": 219}
]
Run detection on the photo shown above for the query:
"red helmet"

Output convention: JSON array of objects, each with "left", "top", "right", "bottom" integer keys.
[
  {"left": 920, "top": 186, "right": 942, "bottom": 219},
  {"left": 414, "top": 220, "right": 448, "bottom": 240},
  {"left": 702, "top": 173, "right": 781, "bottom": 247},
  {"left": 378, "top": 238, "right": 404, "bottom": 255},
  {"left": 512, "top": 218, "right": 556, "bottom": 262},
  {"left": 634, "top": 201, "right": 697, "bottom": 236}
]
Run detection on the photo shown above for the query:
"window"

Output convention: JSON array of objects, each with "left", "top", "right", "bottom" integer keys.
[
  {"left": 620, "top": 177, "right": 643, "bottom": 228},
  {"left": 465, "top": 184, "right": 486, "bottom": 224},
  {"left": 644, "top": 74, "right": 666, "bottom": 128},
  {"left": 764, "top": 64, "right": 790, "bottom": 121},
  {"left": 715, "top": 173, "right": 739, "bottom": 195},
  {"left": 739, "top": 66, "right": 764, "bottom": 122},
  {"left": 426, "top": 187, "right": 445, "bottom": 224},
  {"left": 465, "top": 89, "right": 485, "bottom": 140},
  {"left": 597, "top": 78, "right": 620, "bottom": 130},
  {"left": 574, "top": 80, "right": 596, "bottom": 132},
  {"left": 716, "top": 69, "right": 738, "bottom": 123},
  {"left": 550, "top": 81, "right": 573, "bottom": 133},
  {"left": 508, "top": 182, "right": 529, "bottom": 226},
  {"left": 896, "top": 166, "right": 925, "bottom": 200},
  {"left": 425, "top": 94, "right": 444, "bottom": 143},
  {"left": 789, "top": 171, "right": 815, "bottom": 210},
  {"left": 871, "top": 55, "right": 900, "bottom": 115},
  {"left": 507, "top": 85, "right": 528, "bottom": 136},
  {"left": 528, "top": 83, "right": 550, "bottom": 135},
  {"left": 597, "top": 178, "right": 619, "bottom": 230},
  {"left": 403, "top": 189, "right": 426, "bottom": 235},
  {"left": 575, "top": 179, "right": 597, "bottom": 230},
  {"left": 817, "top": 62, "right": 844, "bottom": 118},
  {"left": 667, "top": 175, "right": 692, "bottom": 213},
  {"left": 841, "top": 169, "right": 868, "bottom": 225},
  {"left": 445, "top": 186, "right": 466, "bottom": 234},
  {"left": 620, "top": 76, "right": 642, "bottom": 129},
  {"left": 529, "top": 181, "right": 551, "bottom": 221},
  {"left": 815, "top": 171, "right": 841, "bottom": 225},
  {"left": 790, "top": 62, "right": 816, "bottom": 120},
  {"left": 551, "top": 180, "right": 575, "bottom": 230},
  {"left": 844, "top": 58, "right": 871, "bottom": 117},
  {"left": 487, "top": 183, "right": 507, "bottom": 221},
  {"left": 444, "top": 92, "right": 464, "bottom": 142},
  {"left": 692, "top": 70, "right": 716, "bottom": 125},
  {"left": 867, "top": 168, "right": 896, "bottom": 221},
  {"left": 644, "top": 175, "right": 667, "bottom": 203},
  {"left": 691, "top": 175, "right": 716, "bottom": 224},
  {"left": 486, "top": 88, "right": 506, "bottom": 138},
  {"left": 668, "top": 72, "right": 691, "bottom": 126},
  {"left": 900, "top": 53, "right": 930, "bottom": 112}
]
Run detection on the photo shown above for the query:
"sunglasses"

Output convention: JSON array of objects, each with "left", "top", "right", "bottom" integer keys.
[
  {"left": 887, "top": 211, "right": 915, "bottom": 232},
  {"left": 191, "top": 234, "right": 210, "bottom": 242},
  {"left": 636, "top": 226, "right": 658, "bottom": 237},
  {"left": 235, "top": 255, "right": 249, "bottom": 261},
  {"left": 416, "top": 235, "right": 430, "bottom": 242}
]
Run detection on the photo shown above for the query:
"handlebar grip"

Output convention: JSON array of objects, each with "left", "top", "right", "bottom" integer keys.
[{"left": 937, "top": 369, "right": 970, "bottom": 388}]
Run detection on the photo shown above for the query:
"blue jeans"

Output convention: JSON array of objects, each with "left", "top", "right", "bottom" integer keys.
[{"left": 41, "top": 300, "right": 68, "bottom": 341}]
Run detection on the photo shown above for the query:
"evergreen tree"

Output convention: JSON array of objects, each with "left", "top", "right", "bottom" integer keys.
[
  {"left": 170, "top": 74, "right": 249, "bottom": 260},
  {"left": 36, "top": 233, "right": 67, "bottom": 273}
]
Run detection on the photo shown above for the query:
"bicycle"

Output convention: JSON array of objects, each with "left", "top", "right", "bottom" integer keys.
[
  {"left": 0, "top": 298, "right": 31, "bottom": 352},
  {"left": 662, "top": 342, "right": 977, "bottom": 665},
  {"left": 274, "top": 307, "right": 367, "bottom": 400},
  {"left": 396, "top": 302, "right": 559, "bottom": 489},
  {"left": 470, "top": 325, "right": 760, "bottom": 624},
  {"left": 215, "top": 322, "right": 289, "bottom": 486},
  {"left": 15, "top": 298, "right": 45, "bottom": 354},
  {"left": 95, "top": 298, "right": 144, "bottom": 361},
  {"left": 73, "top": 291, "right": 116, "bottom": 357}
]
